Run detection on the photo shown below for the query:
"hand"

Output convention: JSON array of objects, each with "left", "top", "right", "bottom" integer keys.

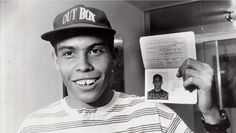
[{"left": 177, "top": 58, "right": 221, "bottom": 124}]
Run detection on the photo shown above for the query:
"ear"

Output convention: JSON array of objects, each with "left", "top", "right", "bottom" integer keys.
[
  {"left": 111, "top": 47, "right": 118, "bottom": 60},
  {"left": 52, "top": 52, "right": 60, "bottom": 71}
]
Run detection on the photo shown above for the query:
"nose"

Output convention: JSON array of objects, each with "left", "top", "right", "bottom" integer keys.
[{"left": 75, "top": 55, "right": 94, "bottom": 72}]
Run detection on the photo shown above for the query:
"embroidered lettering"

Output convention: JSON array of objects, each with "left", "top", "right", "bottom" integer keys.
[
  {"left": 79, "top": 7, "right": 96, "bottom": 22},
  {"left": 62, "top": 8, "right": 78, "bottom": 24}
]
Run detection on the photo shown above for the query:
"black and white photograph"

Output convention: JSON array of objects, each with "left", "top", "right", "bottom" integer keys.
[
  {"left": 145, "top": 69, "right": 197, "bottom": 104},
  {"left": 147, "top": 73, "right": 169, "bottom": 100},
  {"left": 1, "top": 1, "right": 235, "bottom": 133}
]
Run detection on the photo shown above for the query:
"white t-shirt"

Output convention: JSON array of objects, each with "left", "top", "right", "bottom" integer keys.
[{"left": 18, "top": 91, "right": 193, "bottom": 133}]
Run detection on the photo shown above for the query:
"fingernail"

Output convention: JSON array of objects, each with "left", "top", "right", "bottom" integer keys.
[{"left": 176, "top": 71, "right": 180, "bottom": 78}]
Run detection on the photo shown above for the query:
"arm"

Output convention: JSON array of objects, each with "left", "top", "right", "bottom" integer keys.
[{"left": 177, "top": 58, "right": 230, "bottom": 132}]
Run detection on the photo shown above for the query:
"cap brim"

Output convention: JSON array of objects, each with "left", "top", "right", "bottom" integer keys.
[{"left": 41, "top": 24, "right": 116, "bottom": 41}]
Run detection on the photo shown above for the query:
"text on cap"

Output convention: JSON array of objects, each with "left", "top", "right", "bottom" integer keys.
[{"left": 62, "top": 7, "right": 96, "bottom": 25}]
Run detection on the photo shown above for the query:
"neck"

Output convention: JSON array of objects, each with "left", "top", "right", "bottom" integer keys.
[
  {"left": 66, "top": 87, "right": 114, "bottom": 109},
  {"left": 89, "top": 88, "right": 114, "bottom": 108},
  {"left": 154, "top": 88, "right": 161, "bottom": 92}
]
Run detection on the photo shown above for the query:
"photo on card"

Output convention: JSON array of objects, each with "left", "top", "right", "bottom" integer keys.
[
  {"left": 145, "top": 69, "right": 197, "bottom": 104},
  {"left": 141, "top": 31, "right": 197, "bottom": 104}
]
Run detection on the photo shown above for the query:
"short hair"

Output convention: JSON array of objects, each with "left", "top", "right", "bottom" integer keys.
[{"left": 153, "top": 74, "right": 163, "bottom": 82}]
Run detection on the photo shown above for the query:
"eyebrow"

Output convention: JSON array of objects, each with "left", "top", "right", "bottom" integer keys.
[
  {"left": 57, "top": 46, "right": 76, "bottom": 52},
  {"left": 57, "top": 42, "right": 108, "bottom": 52},
  {"left": 88, "top": 42, "right": 107, "bottom": 49}
]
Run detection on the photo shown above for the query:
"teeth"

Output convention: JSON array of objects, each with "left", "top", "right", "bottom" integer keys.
[{"left": 76, "top": 79, "right": 96, "bottom": 86}]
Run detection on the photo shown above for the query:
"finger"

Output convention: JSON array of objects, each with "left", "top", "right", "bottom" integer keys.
[
  {"left": 183, "top": 68, "right": 200, "bottom": 81},
  {"left": 183, "top": 77, "right": 200, "bottom": 92},
  {"left": 177, "top": 58, "right": 194, "bottom": 78},
  {"left": 177, "top": 58, "right": 205, "bottom": 78},
  {"left": 183, "top": 68, "right": 213, "bottom": 93}
]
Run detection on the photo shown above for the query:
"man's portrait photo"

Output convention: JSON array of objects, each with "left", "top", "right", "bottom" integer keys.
[{"left": 147, "top": 74, "right": 168, "bottom": 100}]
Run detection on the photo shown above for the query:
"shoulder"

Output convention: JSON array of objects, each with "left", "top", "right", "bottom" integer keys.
[
  {"left": 114, "top": 92, "right": 179, "bottom": 125},
  {"left": 28, "top": 99, "right": 66, "bottom": 118},
  {"left": 114, "top": 91, "right": 145, "bottom": 107},
  {"left": 114, "top": 91, "right": 175, "bottom": 114},
  {"left": 147, "top": 89, "right": 155, "bottom": 94},
  {"left": 18, "top": 99, "right": 68, "bottom": 132},
  {"left": 161, "top": 89, "right": 168, "bottom": 94}
]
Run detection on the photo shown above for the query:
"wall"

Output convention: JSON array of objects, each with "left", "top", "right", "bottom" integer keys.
[
  {"left": 3, "top": 1, "right": 145, "bottom": 133},
  {"left": 4, "top": 1, "right": 63, "bottom": 133},
  {"left": 1, "top": 1, "right": 4, "bottom": 133}
]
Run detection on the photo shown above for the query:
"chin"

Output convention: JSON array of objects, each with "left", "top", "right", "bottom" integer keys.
[{"left": 78, "top": 88, "right": 104, "bottom": 104}]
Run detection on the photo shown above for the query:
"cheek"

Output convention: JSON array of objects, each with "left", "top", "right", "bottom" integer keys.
[
  {"left": 93, "top": 57, "right": 113, "bottom": 76},
  {"left": 57, "top": 60, "right": 75, "bottom": 78}
]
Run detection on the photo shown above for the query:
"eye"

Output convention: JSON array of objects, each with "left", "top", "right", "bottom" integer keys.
[
  {"left": 89, "top": 48, "right": 105, "bottom": 56},
  {"left": 62, "top": 51, "right": 74, "bottom": 58}
]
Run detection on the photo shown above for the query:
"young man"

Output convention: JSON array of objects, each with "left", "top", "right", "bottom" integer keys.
[
  {"left": 18, "top": 4, "right": 230, "bottom": 133},
  {"left": 148, "top": 74, "right": 168, "bottom": 100}
]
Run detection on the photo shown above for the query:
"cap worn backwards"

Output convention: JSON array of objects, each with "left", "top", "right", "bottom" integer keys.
[{"left": 41, "top": 4, "right": 116, "bottom": 42}]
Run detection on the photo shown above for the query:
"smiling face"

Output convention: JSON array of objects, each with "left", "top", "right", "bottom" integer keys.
[{"left": 54, "top": 35, "right": 113, "bottom": 108}]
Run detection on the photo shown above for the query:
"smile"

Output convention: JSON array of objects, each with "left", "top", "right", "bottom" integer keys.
[{"left": 74, "top": 78, "right": 99, "bottom": 87}]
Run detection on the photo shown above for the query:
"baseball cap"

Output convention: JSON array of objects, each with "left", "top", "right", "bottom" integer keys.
[{"left": 41, "top": 4, "right": 116, "bottom": 42}]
